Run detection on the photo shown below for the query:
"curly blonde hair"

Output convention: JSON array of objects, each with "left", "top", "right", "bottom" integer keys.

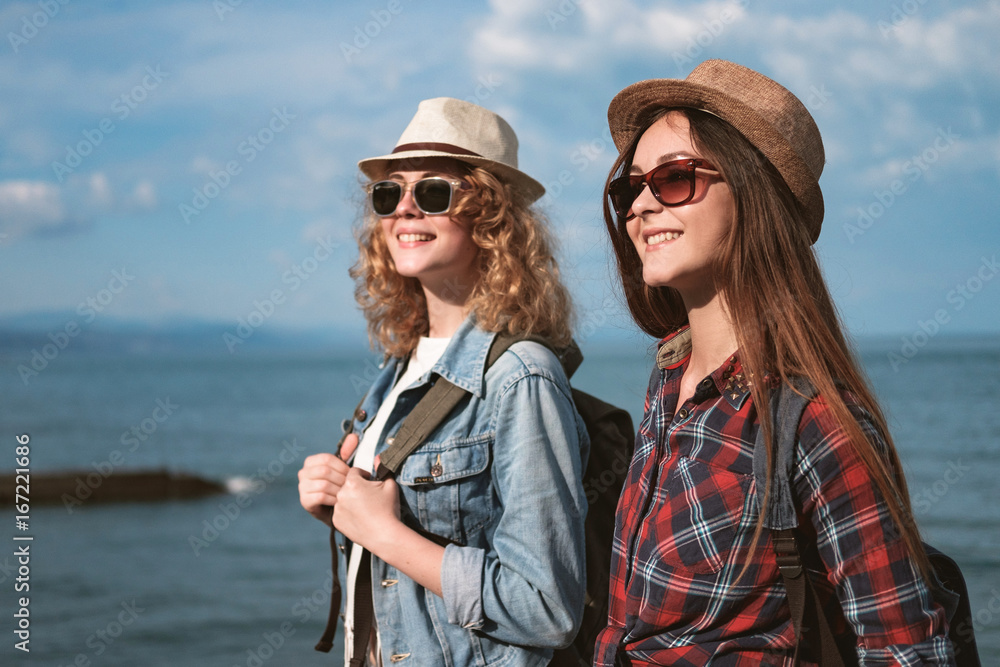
[{"left": 352, "top": 162, "right": 573, "bottom": 358}]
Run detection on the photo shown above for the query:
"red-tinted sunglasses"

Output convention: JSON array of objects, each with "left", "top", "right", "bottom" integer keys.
[{"left": 607, "top": 158, "right": 720, "bottom": 220}]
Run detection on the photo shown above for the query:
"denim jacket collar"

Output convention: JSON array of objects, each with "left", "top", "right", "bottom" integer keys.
[{"left": 428, "top": 315, "right": 497, "bottom": 399}]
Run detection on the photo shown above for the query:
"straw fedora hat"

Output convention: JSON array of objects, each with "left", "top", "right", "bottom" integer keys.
[
  {"left": 358, "top": 97, "right": 545, "bottom": 204},
  {"left": 608, "top": 60, "right": 825, "bottom": 242}
]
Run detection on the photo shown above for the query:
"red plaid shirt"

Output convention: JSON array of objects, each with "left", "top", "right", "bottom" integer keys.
[{"left": 593, "top": 328, "right": 954, "bottom": 666}]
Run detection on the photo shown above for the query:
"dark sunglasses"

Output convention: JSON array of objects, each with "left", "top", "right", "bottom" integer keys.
[
  {"left": 367, "top": 177, "right": 468, "bottom": 217},
  {"left": 607, "top": 158, "right": 720, "bottom": 220}
]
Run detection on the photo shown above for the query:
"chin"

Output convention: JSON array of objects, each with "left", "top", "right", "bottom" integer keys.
[{"left": 642, "top": 269, "right": 676, "bottom": 288}]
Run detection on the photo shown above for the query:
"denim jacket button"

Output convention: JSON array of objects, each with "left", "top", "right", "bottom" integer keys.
[
  {"left": 354, "top": 407, "right": 368, "bottom": 422},
  {"left": 380, "top": 578, "right": 398, "bottom": 588}
]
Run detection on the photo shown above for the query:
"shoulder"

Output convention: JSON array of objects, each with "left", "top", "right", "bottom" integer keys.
[
  {"left": 790, "top": 385, "right": 890, "bottom": 495},
  {"left": 485, "top": 340, "right": 573, "bottom": 397},
  {"left": 795, "top": 386, "right": 883, "bottom": 453}
]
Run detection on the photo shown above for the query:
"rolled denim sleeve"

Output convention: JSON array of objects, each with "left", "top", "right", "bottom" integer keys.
[
  {"left": 439, "top": 359, "right": 589, "bottom": 647},
  {"left": 441, "top": 543, "right": 485, "bottom": 628}
]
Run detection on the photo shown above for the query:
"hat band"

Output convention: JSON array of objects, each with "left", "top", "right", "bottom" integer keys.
[{"left": 392, "top": 142, "right": 483, "bottom": 157}]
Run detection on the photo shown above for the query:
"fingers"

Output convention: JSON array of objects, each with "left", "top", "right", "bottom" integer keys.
[
  {"left": 296, "top": 432, "right": 366, "bottom": 527},
  {"left": 346, "top": 466, "right": 372, "bottom": 483},
  {"left": 301, "top": 452, "right": 351, "bottom": 482},
  {"left": 339, "top": 433, "right": 360, "bottom": 462},
  {"left": 297, "top": 479, "right": 335, "bottom": 523},
  {"left": 297, "top": 450, "right": 354, "bottom": 525}
]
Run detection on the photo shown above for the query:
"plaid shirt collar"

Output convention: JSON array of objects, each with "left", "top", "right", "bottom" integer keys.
[{"left": 655, "top": 326, "right": 752, "bottom": 411}]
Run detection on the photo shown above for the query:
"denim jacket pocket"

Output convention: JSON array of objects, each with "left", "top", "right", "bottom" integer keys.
[
  {"left": 656, "top": 456, "right": 751, "bottom": 575},
  {"left": 396, "top": 434, "right": 494, "bottom": 545}
]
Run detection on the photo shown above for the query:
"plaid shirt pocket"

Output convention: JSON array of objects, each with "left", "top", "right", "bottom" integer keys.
[{"left": 655, "top": 456, "right": 751, "bottom": 575}]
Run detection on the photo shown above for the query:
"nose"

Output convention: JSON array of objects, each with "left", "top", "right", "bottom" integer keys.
[
  {"left": 630, "top": 180, "right": 660, "bottom": 218},
  {"left": 394, "top": 185, "right": 421, "bottom": 218}
]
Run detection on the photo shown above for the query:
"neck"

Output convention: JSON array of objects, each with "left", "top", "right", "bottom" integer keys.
[
  {"left": 422, "top": 280, "right": 472, "bottom": 338},
  {"left": 683, "top": 291, "right": 738, "bottom": 379}
]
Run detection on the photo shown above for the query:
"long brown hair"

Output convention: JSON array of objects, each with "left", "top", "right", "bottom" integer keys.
[
  {"left": 353, "top": 161, "right": 573, "bottom": 358},
  {"left": 603, "top": 107, "right": 932, "bottom": 581}
]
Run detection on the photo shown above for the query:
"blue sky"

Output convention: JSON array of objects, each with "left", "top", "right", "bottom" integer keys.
[{"left": 1, "top": 0, "right": 998, "bottom": 348}]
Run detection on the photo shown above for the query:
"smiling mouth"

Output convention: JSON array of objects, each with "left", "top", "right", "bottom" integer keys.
[
  {"left": 398, "top": 233, "right": 435, "bottom": 243},
  {"left": 646, "top": 231, "right": 682, "bottom": 245}
]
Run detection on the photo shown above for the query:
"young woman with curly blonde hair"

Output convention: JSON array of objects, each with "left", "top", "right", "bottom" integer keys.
[{"left": 298, "top": 97, "right": 588, "bottom": 666}]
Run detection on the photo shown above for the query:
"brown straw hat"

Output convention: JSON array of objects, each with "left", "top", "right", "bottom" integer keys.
[
  {"left": 608, "top": 59, "right": 825, "bottom": 242},
  {"left": 358, "top": 97, "right": 545, "bottom": 204}
]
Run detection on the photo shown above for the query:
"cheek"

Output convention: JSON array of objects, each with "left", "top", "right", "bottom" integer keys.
[
  {"left": 625, "top": 220, "right": 642, "bottom": 253},
  {"left": 714, "top": 187, "right": 736, "bottom": 230},
  {"left": 442, "top": 219, "right": 477, "bottom": 254},
  {"left": 379, "top": 222, "right": 402, "bottom": 264}
]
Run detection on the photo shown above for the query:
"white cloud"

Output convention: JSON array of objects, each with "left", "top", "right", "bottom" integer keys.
[
  {"left": 858, "top": 127, "right": 995, "bottom": 188},
  {"left": 132, "top": 180, "right": 157, "bottom": 209},
  {"left": 761, "top": 5, "right": 1000, "bottom": 98},
  {"left": 472, "top": 0, "right": 753, "bottom": 73},
  {"left": 0, "top": 180, "right": 74, "bottom": 241},
  {"left": 471, "top": 2, "right": 999, "bottom": 103},
  {"left": 88, "top": 172, "right": 113, "bottom": 207},
  {"left": 267, "top": 249, "right": 293, "bottom": 270},
  {"left": 0, "top": 173, "right": 161, "bottom": 244},
  {"left": 190, "top": 156, "right": 220, "bottom": 175}
]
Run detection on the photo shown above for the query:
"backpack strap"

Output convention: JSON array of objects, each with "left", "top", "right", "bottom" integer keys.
[
  {"left": 373, "top": 333, "right": 575, "bottom": 480},
  {"left": 313, "top": 525, "right": 344, "bottom": 652},
  {"left": 753, "top": 378, "right": 815, "bottom": 532},
  {"left": 315, "top": 394, "right": 366, "bottom": 653},
  {"left": 373, "top": 378, "right": 471, "bottom": 481},
  {"left": 754, "top": 379, "right": 850, "bottom": 666}
]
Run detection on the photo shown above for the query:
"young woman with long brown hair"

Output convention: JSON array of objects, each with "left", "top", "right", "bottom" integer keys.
[
  {"left": 297, "top": 98, "right": 588, "bottom": 666},
  {"left": 593, "top": 60, "right": 955, "bottom": 665}
]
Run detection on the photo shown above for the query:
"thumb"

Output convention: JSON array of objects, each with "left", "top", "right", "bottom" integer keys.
[{"left": 339, "top": 433, "right": 360, "bottom": 462}]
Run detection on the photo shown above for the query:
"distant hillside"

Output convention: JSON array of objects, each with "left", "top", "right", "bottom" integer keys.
[{"left": 0, "top": 311, "right": 364, "bottom": 357}]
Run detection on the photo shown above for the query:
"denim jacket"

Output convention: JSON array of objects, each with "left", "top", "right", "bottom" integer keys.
[{"left": 345, "top": 316, "right": 590, "bottom": 666}]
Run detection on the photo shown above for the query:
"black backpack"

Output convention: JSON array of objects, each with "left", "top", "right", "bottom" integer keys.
[
  {"left": 316, "top": 334, "right": 635, "bottom": 665},
  {"left": 758, "top": 379, "right": 981, "bottom": 666}
]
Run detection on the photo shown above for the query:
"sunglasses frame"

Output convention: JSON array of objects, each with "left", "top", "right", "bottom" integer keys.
[
  {"left": 608, "top": 158, "right": 720, "bottom": 221},
  {"left": 366, "top": 177, "right": 469, "bottom": 218}
]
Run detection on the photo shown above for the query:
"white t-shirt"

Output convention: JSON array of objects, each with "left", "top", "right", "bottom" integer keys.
[{"left": 343, "top": 336, "right": 451, "bottom": 665}]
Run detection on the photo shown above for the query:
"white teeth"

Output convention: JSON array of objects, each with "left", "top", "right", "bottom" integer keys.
[
  {"left": 647, "top": 231, "right": 682, "bottom": 245},
  {"left": 398, "top": 233, "right": 434, "bottom": 243}
]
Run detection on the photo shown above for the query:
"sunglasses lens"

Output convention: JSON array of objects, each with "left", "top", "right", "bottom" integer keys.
[
  {"left": 648, "top": 164, "right": 695, "bottom": 204},
  {"left": 371, "top": 181, "right": 401, "bottom": 216},
  {"left": 414, "top": 179, "right": 453, "bottom": 215},
  {"left": 607, "top": 177, "right": 638, "bottom": 219}
]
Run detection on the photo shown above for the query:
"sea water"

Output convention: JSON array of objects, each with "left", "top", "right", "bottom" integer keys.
[{"left": 0, "top": 336, "right": 997, "bottom": 665}]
